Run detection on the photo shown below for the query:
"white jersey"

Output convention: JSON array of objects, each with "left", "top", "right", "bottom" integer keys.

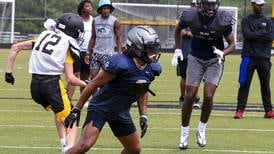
[
  {"left": 29, "top": 30, "right": 80, "bottom": 75},
  {"left": 80, "top": 15, "right": 93, "bottom": 52},
  {"left": 93, "top": 15, "right": 117, "bottom": 55}
]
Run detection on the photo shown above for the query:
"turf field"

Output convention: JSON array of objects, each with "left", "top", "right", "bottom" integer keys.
[{"left": 0, "top": 50, "right": 274, "bottom": 153}]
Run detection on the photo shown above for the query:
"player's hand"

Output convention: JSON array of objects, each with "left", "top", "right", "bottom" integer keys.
[
  {"left": 140, "top": 115, "right": 148, "bottom": 138},
  {"left": 213, "top": 46, "right": 224, "bottom": 63},
  {"left": 171, "top": 49, "right": 183, "bottom": 67},
  {"left": 64, "top": 107, "right": 81, "bottom": 128},
  {"left": 5, "top": 72, "right": 15, "bottom": 85}
]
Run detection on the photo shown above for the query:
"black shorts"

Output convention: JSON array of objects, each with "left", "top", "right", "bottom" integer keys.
[
  {"left": 30, "top": 74, "right": 72, "bottom": 122},
  {"left": 73, "top": 52, "right": 90, "bottom": 74},
  {"left": 83, "top": 110, "right": 136, "bottom": 137},
  {"left": 177, "top": 58, "right": 188, "bottom": 78}
]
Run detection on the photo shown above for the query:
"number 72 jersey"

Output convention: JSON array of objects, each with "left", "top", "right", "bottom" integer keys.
[{"left": 29, "top": 30, "right": 80, "bottom": 75}]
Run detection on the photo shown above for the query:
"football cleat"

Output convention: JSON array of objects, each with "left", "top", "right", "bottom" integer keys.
[
  {"left": 193, "top": 96, "right": 201, "bottom": 109},
  {"left": 179, "top": 134, "right": 188, "bottom": 150},
  {"left": 179, "top": 96, "right": 184, "bottom": 107},
  {"left": 264, "top": 111, "right": 274, "bottom": 119},
  {"left": 196, "top": 130, "right": 206, "bottom": 147},
  {"left": 234, "top": 109, "right": 244, "bottom": 119}
]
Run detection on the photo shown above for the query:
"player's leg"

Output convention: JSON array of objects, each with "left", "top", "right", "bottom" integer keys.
[
  {"left": 109, "top": 120, "right": 140, "bottom": 154},
  {"left": 179, "top": 55, "right": 203, "bottom": 149},
  {"left": 177, "top": 59, "right": 187, "bottom": 106},
  {"left": 66, "top": 110, "right": 105, "bottom": 153},
  {"left": 80, "top": 52, "right": 91, "bottom": 92}
]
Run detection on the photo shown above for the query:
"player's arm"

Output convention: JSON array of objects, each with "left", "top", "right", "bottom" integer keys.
[
  {"left": 76, "top": 69, "right": 116, "bottom": 109},
  {"left": 138, "top": 92, "right": 149, "bottom": 138},
  {"left": 5, "top": 39, "right": 35, "bottom": 85},
  {"left": 64, "top": 51, "right": 87, "bottom": 87},
  {"left": 87, "top": 19, "right": 96, "bottom": 57},
  {"left": 175, "top": 24, "right": 184, "bottom": 49},
  {"left": 223, "top": 27, "right": 236, "bottom": 56},
  {"left": 114, "top": 20, "right": 122, "bottom": 54}
]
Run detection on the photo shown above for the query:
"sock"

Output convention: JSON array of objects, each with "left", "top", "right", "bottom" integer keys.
[
  {"left": 197, "top": 121, "right": 207, "bottom": 132},
  {"left": 181, "top": 126, "right": 189, "bottom": 137},
  {"left": 60, "top": 138, "right": 66, "bottom": 148}
]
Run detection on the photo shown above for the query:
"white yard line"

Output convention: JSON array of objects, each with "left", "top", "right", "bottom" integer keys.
[
  {"left": 0, "top": 124, "right": 273, "bottom": 132},
  {"left": 0, "top": 145, "right": 273, "bottom": 153}
]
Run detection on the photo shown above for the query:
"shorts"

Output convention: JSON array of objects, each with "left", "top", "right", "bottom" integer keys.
[
  {"left": 186, "top": 54, "right": 224, "bottom": 87},
  {"left": 177, "top": 58, "right": 188, "bottom": 79},
  {"left": 90, "top": 52, "right": 112, "bottom": 70},
  {"left": 73, "top": 52, "right": 90, "bottom": 73},
  {"left": 83, "top": 110, "right": 136, "bottom": 137},
  {"left": 30, "top": 74, "right": 72, "bottom": 122}
]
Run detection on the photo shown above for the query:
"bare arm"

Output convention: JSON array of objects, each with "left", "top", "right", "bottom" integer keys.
[
  {"left": 223, "top": 33, "right": 236, "bottom": 56},
  {"left": 175, "top": 24, "right": 183, "bottom": 49},
  {"left": 6, "top": 40, "right": 33, "bottom": 73},
  {"left": 75, "top": 69, "right": 116, "bottom": 109},
  {"left": 114, "top": 20, "right": 122, "bottom": 54},
  {"left": 138, "top": 92, "right": 148, "bottom": 116},
  {"left": 64, "top": 62, "right": 86, "bottom": 87},
  {"left": 87, "top": 19, "right": 96, "bottom": 56}
]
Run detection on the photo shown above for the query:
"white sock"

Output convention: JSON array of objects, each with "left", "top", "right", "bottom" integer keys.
[
  {"left": 181, "top": 126, "right": 189, "bottom": 137},
  {"left": 60, "top": 138, "right": 66, "bottom": 148},
  {"left": 197, "top": 121, "right": 207, "bottom": 132}
]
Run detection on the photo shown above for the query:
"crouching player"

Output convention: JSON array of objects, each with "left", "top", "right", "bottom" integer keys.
[{"left": 64, "top": 26, "right": 162, "bottom": 154}]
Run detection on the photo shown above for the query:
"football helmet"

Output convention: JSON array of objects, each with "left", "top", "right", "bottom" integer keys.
[
  {"left": 97, "top": 0, "right": 114, "bottom": 13},
  {"left": 56, "top": 13, "right": 84, "bottom": 39},
  {"left": 197, "top": 0, "right": 220, "bottom": 17},
  {"left": 126, "top": 26, "right": 161, "bottom": 63}
]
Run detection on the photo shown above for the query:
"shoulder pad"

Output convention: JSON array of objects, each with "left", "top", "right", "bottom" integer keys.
[
  {"left": 180, "top": 8, "right": 197, "bottom": 24},
  {"left": 150, "top": 62, "right": 162, "bottom": 76},
  {"left": 104, "top": 54, "right": 128, "bottom": 74},
  {"left": 217, "top": 11, "right": 236, "bottom": 26}
]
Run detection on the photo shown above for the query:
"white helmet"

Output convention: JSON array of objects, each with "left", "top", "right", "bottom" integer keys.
[{"left": 126, "top": 26, "right": 161, "bottom": 63}]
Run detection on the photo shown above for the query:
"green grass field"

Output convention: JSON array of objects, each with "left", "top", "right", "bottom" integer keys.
[{"left": 0, "top": 50, "right": 274, "bottom": 154}]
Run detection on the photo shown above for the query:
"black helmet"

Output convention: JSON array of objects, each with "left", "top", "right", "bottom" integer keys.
[
  {"left": 126, "top": 26, "right": 161, "bottom": 63},
  {"left": 56, "top": 13, "right": 84, "bottom": 39},
  {"left": 197, "top": 0, "right": 220, "bottom": 17}
]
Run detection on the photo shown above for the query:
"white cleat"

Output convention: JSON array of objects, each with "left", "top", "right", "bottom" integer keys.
[
  {"left": 196, "top": 130, "right": 206, "bottom": 147},
  {"left": 179, "top": 134, "right": 188, "bottom": 149}
]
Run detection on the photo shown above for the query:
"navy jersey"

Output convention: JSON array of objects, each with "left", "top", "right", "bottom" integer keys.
[
  {"left": 179, "top": 8, "right": 234, "bottom": 60},
  {"left": 88, "top": 54, "right": 161, "bottom": 123}
]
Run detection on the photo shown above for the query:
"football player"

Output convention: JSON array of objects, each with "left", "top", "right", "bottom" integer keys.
[
  {"left": 173, "top": 0, "right": 235, "bottom": 149},
  {"left": 64, "top": 26, "right": 161, "bottom": 154}
]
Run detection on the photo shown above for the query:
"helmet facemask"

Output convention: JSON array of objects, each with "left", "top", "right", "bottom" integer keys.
[
  {"left": 126, "top": 26, "right": 161, "bottom": 63},
  {"left": 198, "top": 0, "right": 220, "bottom": 18}
]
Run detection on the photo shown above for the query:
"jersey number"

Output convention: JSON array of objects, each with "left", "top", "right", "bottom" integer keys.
[{"left": 35, "top": 33, "right": 61, "bottom": 55}]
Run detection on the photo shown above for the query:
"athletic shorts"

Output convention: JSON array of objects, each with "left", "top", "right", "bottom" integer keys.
[
  {"left": 90, "top": 52, "right": 112, "bottom": 70},
  {"left": 177, "top": 58, "right": 188, "bottom": 79},
  {"left": 30, "top": 74, "right": 72, "bottom": 122},
  {"left": 73, "top": 52, "right": 90, "bottom": 73},
  {"left": 186, "top": 54, "right": 224, "bottom": 87},
  {"left": 83, "top": 110, "right": 136, "bottom": 137}
]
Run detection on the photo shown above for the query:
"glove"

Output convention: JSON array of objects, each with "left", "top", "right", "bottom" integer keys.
[
  {"left": 171, "top": 49, "right": 183, "bottom": 67},
  {"left": 213, "top": 46, "right": 224, "bottom": 63},
  {"left": 5, "top": 72, "right": 15, "bottom": 85},
  {"left": 64, "top": 107, "right": 81, "bottom": 128},
  {"left": 139, "top": 115, "right": 148, "bottom": 138}
]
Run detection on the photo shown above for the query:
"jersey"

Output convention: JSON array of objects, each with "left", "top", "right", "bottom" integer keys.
[
  {"left": 179, "top": 8, "right": 234, "bottom": 60},
  {"left": 80, "top": 15, "right": 93, "bottom": 52},
  {"left": 87, "top": 54, "right": 161, "bottom": 123},
  {"left": 29, "top": 30, "right": 80, "bottom": 75},
  {"left": 93, "top": 15, "right": 117, "bottom": 55}
]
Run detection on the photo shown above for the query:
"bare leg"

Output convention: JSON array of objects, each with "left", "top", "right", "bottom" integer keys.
[
  {"left": 118, "top": 132, "right": 141, "bottom": 154},
  {"left": 181, "top": 85, "right": 199, "bottom": 126},
  {"left": 200, "top": 83, "right": 216, "bottom": 123},
  {"left": 66, "top": 122, "right": 100, "bottom": 154}
]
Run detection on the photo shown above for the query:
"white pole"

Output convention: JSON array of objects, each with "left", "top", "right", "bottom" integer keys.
[{"left": 11, "top": 0, "right": 15, "bottom": 43}]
